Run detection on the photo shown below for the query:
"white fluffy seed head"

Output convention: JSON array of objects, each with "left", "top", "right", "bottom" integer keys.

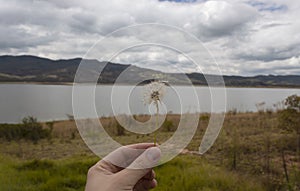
[{"left": 143, "top": 81, "right": 166, "bottom": 105}]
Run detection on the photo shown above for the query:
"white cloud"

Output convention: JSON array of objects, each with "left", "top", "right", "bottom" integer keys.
[
  {"left": 0, "top": 0, "right": 299, "bottom": 75},
  {"left": 184, "top": 1, "right": 258, "bottom": 38},
  {"left": 238, "top": 56, "right": 300, "bottom": 75}
]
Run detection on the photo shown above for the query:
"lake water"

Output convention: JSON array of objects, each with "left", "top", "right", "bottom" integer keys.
[{"left": 1, "top": 84, "right": 300, "bottom": 123}]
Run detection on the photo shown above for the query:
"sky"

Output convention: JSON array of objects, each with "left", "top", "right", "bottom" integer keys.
[{"left": 0, "top": 0, "right": 300, "bottom": 76}]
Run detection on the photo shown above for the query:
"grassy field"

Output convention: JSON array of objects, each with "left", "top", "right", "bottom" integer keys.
[
  {"left": 0, "top": 154, "right": 265, "bottom": 191},
  {"left": 0, "top": 112, "right": 299, "bottom": 190}
]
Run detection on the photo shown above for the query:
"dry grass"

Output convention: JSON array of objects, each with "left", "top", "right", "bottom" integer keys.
[{"left": 1, "top": 112, "right": 299, "bottom": 190}]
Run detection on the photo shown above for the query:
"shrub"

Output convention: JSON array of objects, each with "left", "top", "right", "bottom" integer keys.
[
  {"left": 115, "top": 121, "right": 125, "bottom": 136},
  {"left": 278, "top": 95, "right": 300, "bottom": 151},
  {"left": 162, "top": 119, "right": 175, "bottom": 132},
  {"left": 0, "top": 116, "right": 52, "bottom": 143}
]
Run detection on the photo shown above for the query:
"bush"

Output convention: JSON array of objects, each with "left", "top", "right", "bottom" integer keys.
[
  {"left": 162, "top": 119, "right": 175, "bottom": 132},
  {"left": 115, "top": 121, "right": 125, "bottom": 136},
  {"left": 0, "top": 116, "right": 52, "bottom": 143},
  {"left": 278, "top": 95, "right": 300, "bottom": 154}
]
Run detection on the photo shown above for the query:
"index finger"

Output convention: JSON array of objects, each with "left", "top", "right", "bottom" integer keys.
[
  {"left": 102, "top": 142, "right": 158, "bottom": 169},
  {"left": 126, "top": 142, "right": 158, "bottom": 149}
]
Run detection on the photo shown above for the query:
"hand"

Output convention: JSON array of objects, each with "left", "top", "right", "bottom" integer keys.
[{"left": 85, "top": 143, "right": 161, "bottom": 191}]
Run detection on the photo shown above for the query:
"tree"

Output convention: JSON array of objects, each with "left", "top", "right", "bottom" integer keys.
[
  {"left": 284, "top": 94, "right": 300, "bottom": 111},
  {"left": 278, "top": 95, "right": 300, "bottom": 134},
  {"left": 277, "top": 95, "right": 300, "bottom": 188},
  {"left": 278, "top": 94, "right": 300, "bottom": 163}
]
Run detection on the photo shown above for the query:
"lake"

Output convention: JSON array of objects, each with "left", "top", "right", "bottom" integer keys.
[{"left": 1, "top": 84, "right": 300, "bottom": 123}]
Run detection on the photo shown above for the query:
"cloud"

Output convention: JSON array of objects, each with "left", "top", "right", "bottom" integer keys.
[
  {"left": 231, "top": 9, "right": 300, "bottom": 62},
  {"left": 239, "top": 56, "right": 300, "bottom": 75},
  {"left": 0, "top": 25, "right": 55, "bottom": 50},
  {"left": 183, "top": 1, "right": 258, "bottom": 38},
  {"left": 159, "top": 0, "right": 198, "bottom": 3},
  {"left": 0, "top": 0, "right": 299, "bottom": 75}
]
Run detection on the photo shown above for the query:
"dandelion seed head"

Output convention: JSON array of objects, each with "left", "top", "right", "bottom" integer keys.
[{"left": 143, "top": 81, "right": 166, "bottom": 105}]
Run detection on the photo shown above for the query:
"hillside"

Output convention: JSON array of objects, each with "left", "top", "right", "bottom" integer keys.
[{"left": 1, "top": 55, "right": 300, "bottom": 87}]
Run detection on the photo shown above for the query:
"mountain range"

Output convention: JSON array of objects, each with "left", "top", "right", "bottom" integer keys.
[{"left": 1, "top": 55, "right": 300, "bottom": 88}]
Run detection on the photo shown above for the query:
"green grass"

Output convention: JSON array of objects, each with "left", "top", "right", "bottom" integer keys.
[
  {"left": 0, "top": 154, "right": 97, "bottom": 191},
  {"left": 0, "top": 154, "right": 266, "bottom": 191},
  {"left": 154, "top": 155, "right": 265, "bottom": 191}
]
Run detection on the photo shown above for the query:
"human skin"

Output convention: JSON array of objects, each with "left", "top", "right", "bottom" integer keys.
[{"left": 85, "top": 143, "right": 161, "bottom": 191}]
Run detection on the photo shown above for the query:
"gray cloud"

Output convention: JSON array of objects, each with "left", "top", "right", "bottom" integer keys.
[
  {"left": 184, "top": 1, "right": 258, "bottom": 38},
  {"left": 236, "top": 44, "right": 300, "bottom": 62},
  {"left": 0, "top": 25, "right": 55, "bottom": 49},
  {"left": 0, "top": 0, "right": 299, "bottom": 75}
]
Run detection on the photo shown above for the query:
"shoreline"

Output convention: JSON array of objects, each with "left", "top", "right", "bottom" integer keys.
[
  {"left": 0, "top": 81, "right": 300, "bottom": 89},
  {"left": 0, "top": 81, "right": 74, "bottom": 85},
  {"left": 0, "top": 112, "right": 280, "bottom": 125}
]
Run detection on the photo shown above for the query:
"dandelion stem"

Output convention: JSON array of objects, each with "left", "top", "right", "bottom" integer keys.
[{"left": 155, "top": 101, "right": 159, "bottom": 145}]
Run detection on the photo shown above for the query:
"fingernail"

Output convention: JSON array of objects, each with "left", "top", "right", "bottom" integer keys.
[{"left": 146, "top": 147, "right": 161, "bottom": 162}]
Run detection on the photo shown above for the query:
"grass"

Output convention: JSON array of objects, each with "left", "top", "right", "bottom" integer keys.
[
  {"left": 0, "top": 154, "right": 96, "bottom": 191},
  {"left": 0, "top": 154, "right": 265, "bottom": 191},
  {"left": 154, "top": 155, "right": 265, "bottom": 191},
  {"left": 0, "top": 112, "right": 299, "bottom": 190}
]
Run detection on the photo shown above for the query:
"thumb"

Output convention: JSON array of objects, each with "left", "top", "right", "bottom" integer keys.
[{"left": 115, "top": 147, "right": 161, "bottom": 187}]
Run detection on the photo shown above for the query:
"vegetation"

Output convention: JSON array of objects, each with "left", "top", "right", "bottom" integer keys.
[
  {"left": 0, "top": 116, "right": 52, "bottom": 143},
  {"left": 0, "top": 155, "right": 93, "bottom": 191},
  {"left": 278, "top": 95, "right": 300, "bottom": 149},
  {"left": 0, "top": 154, "right": 265, "bottom": 191},
  {"left": 1, "top": 96, "right": 300, "bottom": 190},
  {"left": 155, "top": 155, "right": 265, "bottom": 191},
  {"left": 278, "top": 95, "right": 300, "bottom": 189}
]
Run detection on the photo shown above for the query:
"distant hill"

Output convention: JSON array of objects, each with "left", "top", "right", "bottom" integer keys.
[{"left": 1, "top": 55, "right": 300, "bottom": 88}]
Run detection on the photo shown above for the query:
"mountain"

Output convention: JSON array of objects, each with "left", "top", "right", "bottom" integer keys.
[{"left": 0, "top": 55, "right": 300, "bottom": 88}]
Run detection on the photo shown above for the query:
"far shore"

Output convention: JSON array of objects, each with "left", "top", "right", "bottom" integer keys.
[
  {"left": 0, "top": 111, "right": 283, "bottom": 125},
  {"left": 0, "top": 81, "right": 74, "bottom": 85},
  {"left": 1, "top": 81, "right": 300, "bottom": 89}
]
